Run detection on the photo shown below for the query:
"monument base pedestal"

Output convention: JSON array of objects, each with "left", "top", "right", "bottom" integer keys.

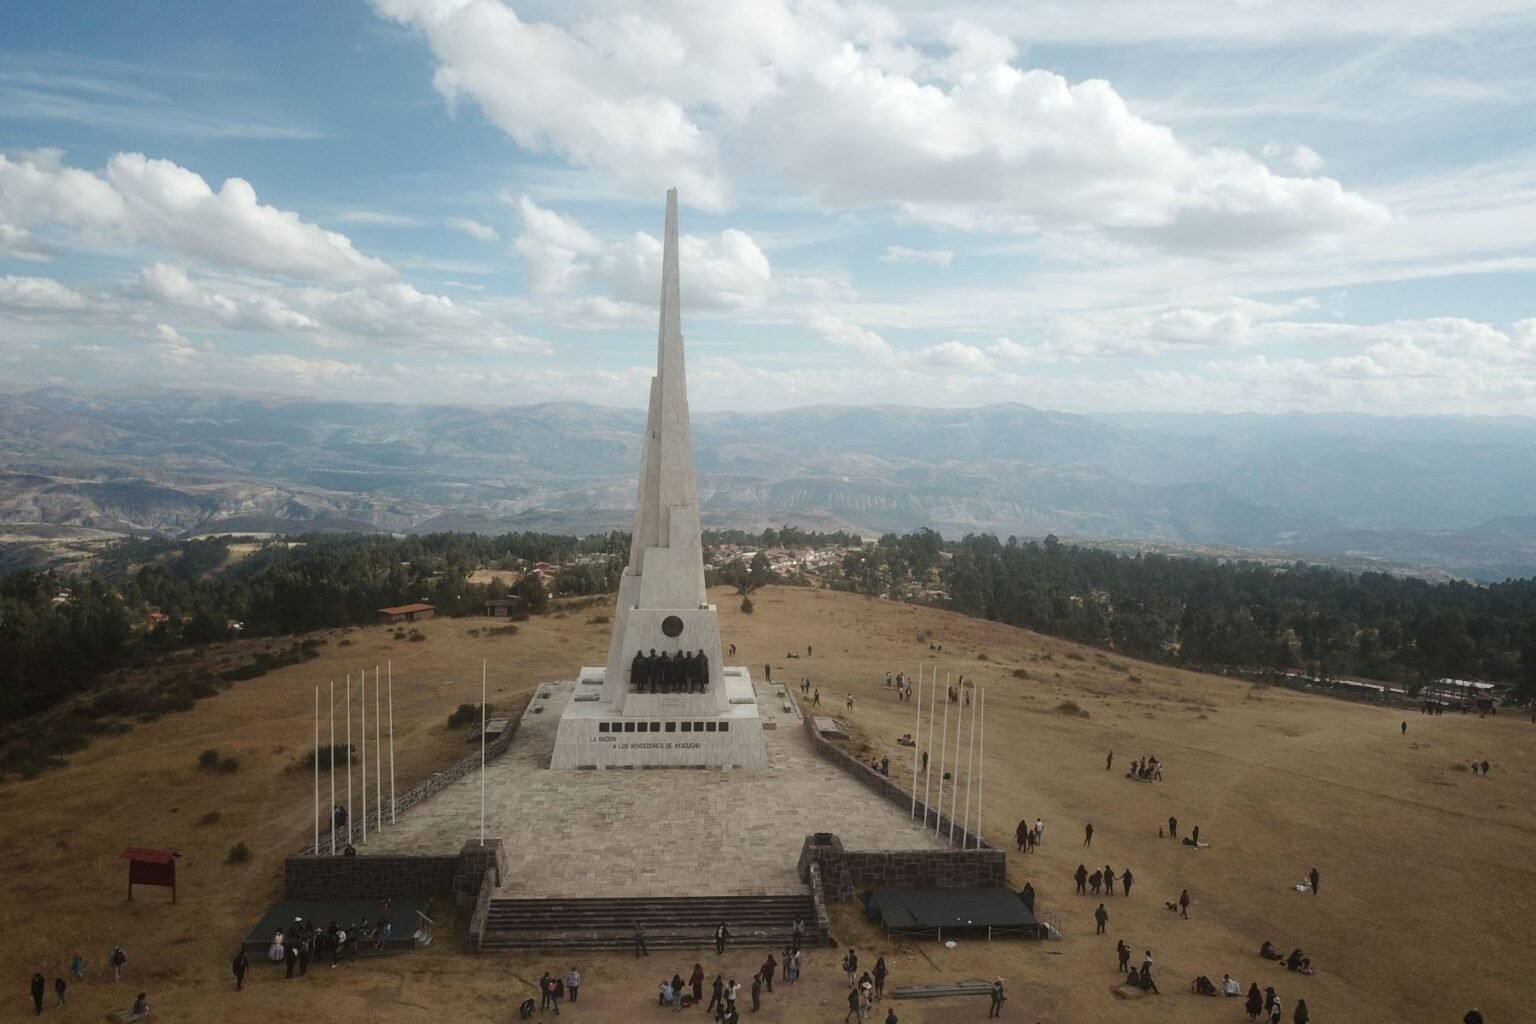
[{"left": 550, "top": 665, "right": 769, "bottom": 770}]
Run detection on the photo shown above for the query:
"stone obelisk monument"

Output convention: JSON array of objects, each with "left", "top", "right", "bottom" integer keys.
[{"left": 550, "top": 190, "right": 768, "bottom": 770}]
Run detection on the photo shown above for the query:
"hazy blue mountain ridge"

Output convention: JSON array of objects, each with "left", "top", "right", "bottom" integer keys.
[{"left": 2, "top": 387, "right": 1534, "bottom": 579}]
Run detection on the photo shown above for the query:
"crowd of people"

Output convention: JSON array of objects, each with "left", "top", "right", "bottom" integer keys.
[{"left": 27, "top": 947, "right": 144, "bottom": 1019}]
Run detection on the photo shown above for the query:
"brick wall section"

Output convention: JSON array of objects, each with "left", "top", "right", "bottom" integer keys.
[
  {"left": 806, "top": 863, "right": 832, "bottom": 944},
  {"left": 798, "top": 702, "right": 992, "bottom": 850},
  {"left": 798, "top": 835, "right": 1006, "bottom": 901},
  {"left": 283, "top": 853, "right": 460, "bottom": 901},
  {"left": 300, "top": 692, "right": 532, "bottom": 856},
  {"left": 284, "top": 836, "right": 507, "bottom": 905},
  {"left": 466, "top": 866, "right": 499, "bottom": 953}
]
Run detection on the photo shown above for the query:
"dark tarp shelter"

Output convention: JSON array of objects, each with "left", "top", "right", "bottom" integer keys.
[
  {"left": 863, "top": 888, "right": 1041, "bottom": 939},
  {"left": 243, "top": 899, "right": 432, "bottom": 957}
]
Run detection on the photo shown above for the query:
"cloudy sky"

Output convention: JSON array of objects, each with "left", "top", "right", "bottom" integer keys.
[{"left": 2, "top": 0, "right": 1534, "bottom": 414}]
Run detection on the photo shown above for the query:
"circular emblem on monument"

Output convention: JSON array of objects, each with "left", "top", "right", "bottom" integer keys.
[{"left": 661, "top": 615, "right": 685, "bottom": 637}]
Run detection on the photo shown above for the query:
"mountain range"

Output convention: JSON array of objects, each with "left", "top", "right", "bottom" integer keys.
[{"left": 2, "top": 386, "right": 1535, "bottom": 580}]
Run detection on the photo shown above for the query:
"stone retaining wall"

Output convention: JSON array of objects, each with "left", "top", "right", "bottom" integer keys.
[
  {"left": 300, "top": 692, "right": 532, "bottom": 856},
  {"left": 283, "top": 836, "right": 507, "bottom": 906},
  {"left": 283, "top": 852, "right": 460, "bottom": 901},
  {"left": 798, "top": 700, "right": 991, "bottom": 850},
  {"left": 797, "top": 834, "right": 1006, "bottom": 901}
]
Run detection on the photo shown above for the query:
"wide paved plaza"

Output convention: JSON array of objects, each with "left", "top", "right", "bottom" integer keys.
[{"left": 362, "top": 678, "right": 948, "bottom": 897}]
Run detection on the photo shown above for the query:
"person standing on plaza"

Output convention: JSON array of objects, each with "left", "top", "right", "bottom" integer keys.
[
  {"left": 567, "top": 966, "right": 581, "bottom": 1003},
  {"left": 635, "top": 922, "right": 649, "bottom": 957},
  {"left": 1121, "top": 867, "right": 1134, "bottom": 897},
  {"left": 716, "top": 922, "right": 731, "bottom": 955},
  {"left": 873, "top": 957, "right": 887, "bottom": 998},
  {"left": 1083, "top": 823, "right": 1094, "bottom": 847},
  {"left": 691, "top": 963, "right": 705, "bottom": 1003},
  {"left": 1094, "top": 903, "right": 1108, "bottom": 935},
  {"left": 761, "top": 952, "right": 777, "bottom": 992},
  {"left": 1308, "top": 867, "right": 1319, "bottom": 896},
  {"left": 750, "top": 974, "right": 761, "bottom": 1012}
]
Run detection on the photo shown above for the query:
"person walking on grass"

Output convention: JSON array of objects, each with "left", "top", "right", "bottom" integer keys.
[
  {"left": 111, "top": 945, "right": 127, "bottom": 982},
  {"left": 70, "top": 953, "right": 83, "bottom": 983},
  {"left": 844, "top": 987, "right": 861, "bottom": 1023},
  {"left": 54, "top": 977, "right": 66, "bottom": 1007},
  {"left": 1075, "top": 864, "right": 1088, "bottom": 894},
  {"left": 1104, "top": 866, "right": 1116, "bottom": 896},
  {"left": 233, "top": 950, "right": 249, "bottom": 991},
  {"left": 1309, "top": 867, "right": 1319, "bottom": 896},
  {"left": 1083, "top": 823, "right": 1094, "bottom": 847},
  {"left": 988, "top": 979, "right": 1006, "bottom": 1018},
  {"left": 31, "top": 973, "right": 45, "bottom": 1016},
  {"left": 708, "top": 975, "right": 724, "bottom": 1014},
  {"left": 873, "top": 957, "right": 887, "bottom": 998},
  {"left": 1179, "top": 889, "right": 1191, "bottom": 919},
  {"left": 1121, "top": 868, "right": 1134, "bottom": 897}
]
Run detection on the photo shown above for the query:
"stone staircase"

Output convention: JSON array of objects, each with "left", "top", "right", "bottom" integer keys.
[{"left": 480, "top": 894, "right": 821, "bottom": 952}]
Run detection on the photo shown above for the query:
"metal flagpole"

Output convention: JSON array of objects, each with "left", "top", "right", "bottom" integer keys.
[
  {"left": 949, "top": 684, "right": 965, "bottom": 844},
  {"left": 936, "top": 672, "right": 950, "bottom": 839},
  {"left": 374, "top": 666, "right": 382, "bottom": 830},
  {"left": 329, "top": 681, "right": 336, "bottom": 855},
  {"left": 480, "top": 660, "right": 487, "bottom": 846},
  {"left": 387, "top": 661, "right": 396, "bottom": 824},
  {"left": 963, "top": 679, "right": 977, "bottom": 845},
  {"left": 976, "top": 688, "right": 985, "bottom": 848},
  {"left": 313, "top": 686, "right": 319, "bottom": 853},
  {"left": 922, "top": 668, "right": 936, "bottom": 827},
  {"left": 909, "top": 661, "right": 923, "bottom": 819},
  {"left": 360, "top": 668, "right": 367, "bottom": 843},
  {"left": 346, "top": 674, "right": 353, "bottom": 846}
]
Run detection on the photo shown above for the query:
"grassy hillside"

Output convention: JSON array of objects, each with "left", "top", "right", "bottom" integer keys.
[{"left": 2, "top": 587, "right": 1528, "bottom": 1023}]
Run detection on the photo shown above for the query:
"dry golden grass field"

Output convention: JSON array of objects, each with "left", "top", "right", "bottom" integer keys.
[{"left": 3, "top": 586, "right": 1531, "bottom": 1024}]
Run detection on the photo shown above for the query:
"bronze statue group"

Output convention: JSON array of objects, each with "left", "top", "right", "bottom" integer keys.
[{"left": 629, "top": 649, "right": 710, "bottom": 693}]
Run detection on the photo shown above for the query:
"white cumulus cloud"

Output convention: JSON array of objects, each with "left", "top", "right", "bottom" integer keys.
[
  {"left": 0, "top": 149, "right": 394, "bottom": 282},
  {"left": 0, "top": 274, "right": 87, "bottom": 311}
]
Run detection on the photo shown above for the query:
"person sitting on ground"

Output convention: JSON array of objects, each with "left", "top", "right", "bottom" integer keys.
[
  {"left": 1192, "top": 975, "right": 1218, "bottom": 996},
  {"left": 1259, "top": 941, "right": 1283, "bottom": 960},
  {"left": 520, "top": 998, "right": 537, "bottom": 1019},
  {"left": 130, "top": 993, "right": 150, "bottom": 1017},
  {"left": 1297, "top": 958, "right": 1315, "bottom": 976},
  {"left": 660, "top": 981, "right": 676, "bottom": 1006},
  {"left": 1222, "top": 974, "right": 1241, "bottom": 997},
  {"left": 1285, "top": 949, "right": 1305, "bottom": 971}
]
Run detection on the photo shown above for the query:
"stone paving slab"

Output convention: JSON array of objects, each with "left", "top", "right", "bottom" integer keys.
[{"left": 361, "top": 680, "right": 947, "bottom": 897}]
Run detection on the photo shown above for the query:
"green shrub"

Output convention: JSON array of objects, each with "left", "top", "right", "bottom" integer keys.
[
  {"left": 740, "top": 597, "right": 754, "bottom": 614},
  {"left": 218, "top": 756, "right": 240, "bottom": 773},
  {"left": 446, "top": 703, "right": 482, "bottom": 729},
  {"left": 197, "top": 810, "right": 222, "bottom": 825},
  {"left": 198, "top": 749, "right": 221, "bottom": 770},
  {"left": 226, "top": 842, "right": 251, "bottom": 864}
]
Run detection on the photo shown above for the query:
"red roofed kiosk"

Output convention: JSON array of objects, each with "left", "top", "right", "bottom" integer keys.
[{"left": 122, "top": 848, "right": 180, "bottom": 902}]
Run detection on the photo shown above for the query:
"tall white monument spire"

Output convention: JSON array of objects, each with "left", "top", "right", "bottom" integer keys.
[
  {"left": 601, "top": 190, "right": 722, "bottom": 709},
  {"left": 626, "top": 188, "right": 706, "bottom": 603},
  {"left": 553, "top": 190, "right": 767, "bottom": 769}
]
